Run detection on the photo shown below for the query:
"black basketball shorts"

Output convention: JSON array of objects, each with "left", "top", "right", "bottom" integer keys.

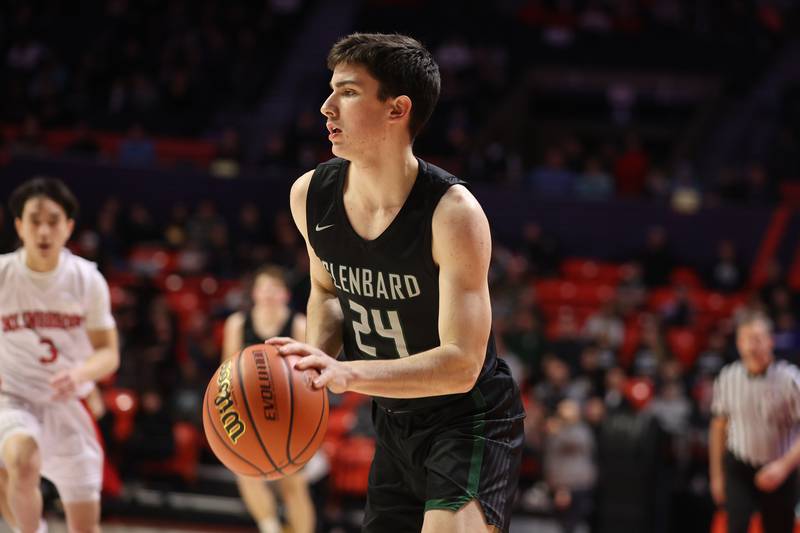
[{"left": 362, "top": 360, "right": 525, "bottom": 533}]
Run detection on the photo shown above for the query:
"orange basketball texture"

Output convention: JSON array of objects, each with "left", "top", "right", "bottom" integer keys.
[{"left": 202, "top": 343, "right": 328, "bottom": 479}]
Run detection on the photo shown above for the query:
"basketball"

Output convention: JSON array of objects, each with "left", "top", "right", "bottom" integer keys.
[{"left": 202, "top": 343, "right": 328, "bottom": 479}]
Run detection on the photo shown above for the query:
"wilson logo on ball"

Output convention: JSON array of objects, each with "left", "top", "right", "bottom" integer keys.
[
  {"left": 253, "top": 349, "right": 280, "bottom": 421},
  {"left": 214, "top": 361, "right": 246, "bottom": 443}
]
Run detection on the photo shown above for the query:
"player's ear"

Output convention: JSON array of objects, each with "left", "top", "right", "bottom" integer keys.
[
  {"left": 65, "top": 218, "right": 75, "bottom": 239},
  {"left": 388, "top": 95, "right": 412, "bottom": 123}
]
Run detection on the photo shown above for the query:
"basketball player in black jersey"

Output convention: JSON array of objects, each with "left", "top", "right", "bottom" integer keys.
[
  {"left": 223, "top": 266, "right": 315, "bottom": 533},
  {"left": 267, "top": 33, "right": 524, "bottom": 533}
]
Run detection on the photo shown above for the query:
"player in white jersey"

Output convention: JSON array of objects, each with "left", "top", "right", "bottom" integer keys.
[{"left": 0, "top": 178, "right": 119, "bottom": 533}]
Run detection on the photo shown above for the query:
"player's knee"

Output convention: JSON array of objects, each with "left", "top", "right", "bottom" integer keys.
[
  {"left": 278, "top": 475, "right": 309, "bottom": 502},
  {"left": 3, "top": 437, "right": 41, "bottom": 482}
]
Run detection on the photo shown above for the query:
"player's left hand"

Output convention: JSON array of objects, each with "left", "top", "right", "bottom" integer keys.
[
  {"left": 271, "top": 339, "right": 353, "bottom": 394},
  {"left": 50, "top": 368, "right": 86, "bottom": 401},
  {"left": 755, "top": 459, "right": 790, "bottom": 492}
]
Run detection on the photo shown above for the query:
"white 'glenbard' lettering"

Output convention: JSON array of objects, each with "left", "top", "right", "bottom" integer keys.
[{"left": 321, "top": 262, "right": 422, "bottom": 301}]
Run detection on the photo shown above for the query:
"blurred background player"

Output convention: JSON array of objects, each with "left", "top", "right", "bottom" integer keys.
[
  {"left": 222, "top": 265, "right": 315, "bottom": 533},
  {"left": 0, "top": 178, "right": 119, "bottom": 533}
]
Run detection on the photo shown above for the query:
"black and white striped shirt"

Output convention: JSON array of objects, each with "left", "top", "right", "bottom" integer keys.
[{"left": 712, "top": 360, "right": 800, "bottom": 466}]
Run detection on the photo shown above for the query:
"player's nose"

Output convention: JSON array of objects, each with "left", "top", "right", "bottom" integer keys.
[{"left": 320, "top": 95, "right": 336, "bottom": 118}]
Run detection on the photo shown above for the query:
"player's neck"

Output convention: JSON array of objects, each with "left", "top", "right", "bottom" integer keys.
[
  {"left": 253, "top": 304, "right": 288, "bottom": 326},
  {"left": 347, "top": 146, "right": 418, "bottom": 208},
  {"left": 24, "top": 248, "right": 61, "bottom": 273}
]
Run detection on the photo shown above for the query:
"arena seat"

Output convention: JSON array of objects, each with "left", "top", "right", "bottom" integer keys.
[
  {"left": 141, "top": 422, "right": 202, "bottom": 484},
  {"left": 666, "top": 328, "right": 700, "bottom": 369},
  {"left": 329, "top": 436, "right": 375, "bottom": 497},
  {"left": 103, "top": 388, "right": 139, "bottom": 443}
]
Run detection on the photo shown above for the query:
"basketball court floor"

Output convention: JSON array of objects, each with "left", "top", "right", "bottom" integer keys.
[{"left": 0, "top": 517, "right": 584, "bottom": 532}]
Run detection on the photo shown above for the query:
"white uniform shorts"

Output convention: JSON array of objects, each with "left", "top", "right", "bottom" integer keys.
[{"left": 0, "top": 393, "right": 102, "bottom": 503}]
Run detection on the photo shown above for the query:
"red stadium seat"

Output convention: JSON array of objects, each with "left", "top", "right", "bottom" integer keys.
[
  {"left": 329, "top": 436, "right": 375, "bottom": 497},
  {"left": 670, "top": 267, "right": 703, "bottom": 288},
  {"left": 103, "top": 388, "right": 139, "bottom": 443},
  {"left": 666, "top": 328, "right": 700, "bottom": 369},
  {"left": 141, "top": 422, "right": 202, "bottom": 484}
]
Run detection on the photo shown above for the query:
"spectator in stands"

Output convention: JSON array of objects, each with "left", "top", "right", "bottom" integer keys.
[
  {"left": 647, "top": 380, "right": 692, "bottom": 444},
  {"left": 544, "top": 399, "right": 597, "bottom": 533},
  {"left": 118, "top": 389, "right": 176, "bottom": 479},
  {"left": 118, "top": 123, "right": 156, "bottom": 167},
  {"left": 163, "top": 202, "right": 190, "bottom": 249},
  {"left": 10, "top": 114, "right": 47, "bottom": 157},
  {"left": 583, "top": 300, "right": 625, "bottom": 350},
  {"left": 573, "top": 344, "right": 608, "bottom": 398},
  {"left": 643, "top": 167, "right": 671, "bottom": 203},
  {"left": 527, "top": 146, "right": 576, "bottom": 198},
  {"left": 616, "top": 262, "right": 647, "bottom": 317},
  {"left": 613, "top": 132, "right": 649, "bottom": 197},
  {"left": 550, "top": 307, "right": 587, "bottom": 371},
  {"left": 574, "top": 156, "right": 614, "bottom": 201},
  {"left": 637, "top": 226, "right": 675, "bottom": 287},
  {"left": 186, "top": 200, "right": 227, "bottom": 249},
  {"left": 535, "top": 355, "right": 586, "bottom": 412},
  {"left": 632, "top": 314, "right": 671, "bottom": 378},
  {"left": 662, "top": 284, "right": 696, "bottom": 328},
  {"left": 706, "top": 239, "right": 746, "bottom": 293},
  {"left": 744, "top": 163, "right": 778, "bottom": 205},
  {"left": 670, "top": 168, "right": 702, "bottom": 214},
  {"left": 123, "top": 202, "right": 161, "bottom": 246},
  {"left": 504, "top": 308, "right": 547, "bottom": 382},
  {"left": 773, "top": 312, "right": 800, "bottom": 362},
  {"left": 209, "top": 127, "right": 243, "bottom": 179},
  {"left": 65, "top": 121, "right": 100, "bottom": 157},
  {"left": 523, "top": 222, "right": 562, "bottom": 277}
]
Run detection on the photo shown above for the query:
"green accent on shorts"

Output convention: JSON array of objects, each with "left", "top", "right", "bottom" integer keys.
[{"left": 424, "top": 388, "right": 487, "bottom": 512}]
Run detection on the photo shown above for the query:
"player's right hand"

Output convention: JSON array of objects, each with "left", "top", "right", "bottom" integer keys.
[
  {"left": 710, "top": 473, "right": 725, "bottom": 505},
  {"left": 266, "top": 337, "right": 323, "bottom": 390}
]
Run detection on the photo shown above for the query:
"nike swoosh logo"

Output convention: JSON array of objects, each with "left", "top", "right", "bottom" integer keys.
[{"left": 315, "top": 223, "right": 335, "bottom": 231}]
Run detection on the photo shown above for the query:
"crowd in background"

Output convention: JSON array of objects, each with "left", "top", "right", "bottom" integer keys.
[
  {"left": 2, "top": 0, "right": 798, "bottom": 207},
  {"left": 2, "top": 192, "right": 798, "bottom": 530}
]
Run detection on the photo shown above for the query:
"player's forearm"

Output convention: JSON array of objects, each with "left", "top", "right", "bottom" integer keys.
[
  {"left": 345, "top": 343, "right": 482, "bottom": 398},
  {"left": 306, "top": 286, "right": 344, "bottom": 358},
  {"left": 778, "top": 434, "right": 800, "bottom": 470},
  {"left": 709, "top": 417, "right": 727, "bottom": 479},
  {"left": 76, "top": 344, "right": 120, "bottom": 383}
]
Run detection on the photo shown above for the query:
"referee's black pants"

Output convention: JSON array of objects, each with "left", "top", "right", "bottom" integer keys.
[{"left": 724, "top": 452, "right": 798, "bottom": 533}]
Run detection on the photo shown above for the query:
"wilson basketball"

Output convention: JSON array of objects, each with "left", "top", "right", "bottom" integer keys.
[{"left": 202, "top": 343, "right": 328, "bottom": 479}]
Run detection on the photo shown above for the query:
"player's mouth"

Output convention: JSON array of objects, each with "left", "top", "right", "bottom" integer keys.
[
  {"left": 37, "top": 243, "right": 52, "bottom": 252},
  {"left": 327, "top": 123, "right": 342, "bottom": 141}
]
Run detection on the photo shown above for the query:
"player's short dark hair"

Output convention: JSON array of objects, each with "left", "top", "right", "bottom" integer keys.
[
  {"left": 736, "top": 310, "right": 773, "bottom": 333},
  {"left": 8, "top": 177, "right": 79, "bottom": 220},
  {"left": 327, "top": 32, "right": 441, "bottom": 139}
]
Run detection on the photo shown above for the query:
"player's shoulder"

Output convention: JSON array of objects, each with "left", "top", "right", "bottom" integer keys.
[
  {"left": 62, "top": 249, "right": 107, "bottom": 283},
  {"left": 717, "top": 360, "right": 743, "bottom": 382},
  {"left": 224, "top": 310, "right": 246, "bottom": 329},
  {"left": 0, "top": 251, "right": 18, "bottom": 280},
  {"left": 291, "top": 158, "right": 347, "bottom": 233},
  {"left": 433, "top": 183, "right": 486, "bottom": 230},
  {"left": 292, "top": 157, "right": 345, "bottom": 191},
  {"left": 774, "top": 360, "right": 800, "bottom": 382}
]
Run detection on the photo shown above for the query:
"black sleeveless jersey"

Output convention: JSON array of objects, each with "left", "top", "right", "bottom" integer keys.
[
  {"left": 242, "top": 310, "right": 295, "bottom": 347},
  {"left": 306, "top": 157, "right": 499, "bottom": 410}
]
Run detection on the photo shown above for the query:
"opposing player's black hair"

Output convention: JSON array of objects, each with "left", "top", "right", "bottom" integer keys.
[
  {"left": 327, "top": 33, "right": 441, "bottom": 139},
  {"left": 8, "top": 176, "right": 79, "bottom": 220}
]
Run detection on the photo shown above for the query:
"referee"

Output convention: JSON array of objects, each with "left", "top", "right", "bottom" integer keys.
[{"left": 710, "top": 311, "right": 800, "bottom": 533}]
